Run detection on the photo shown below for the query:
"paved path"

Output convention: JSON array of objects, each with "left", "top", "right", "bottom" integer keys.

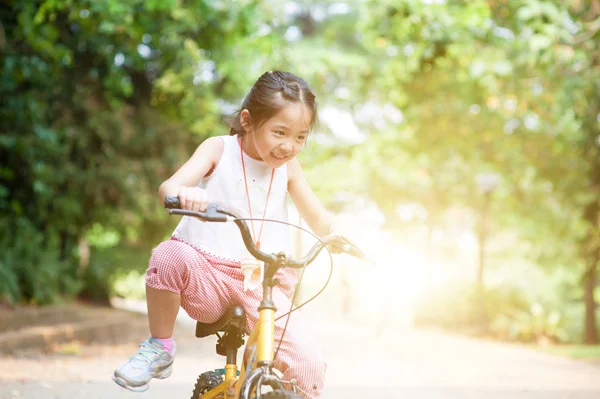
[{"left": 1, "top": 307, "right": 599, "bottom": 399}]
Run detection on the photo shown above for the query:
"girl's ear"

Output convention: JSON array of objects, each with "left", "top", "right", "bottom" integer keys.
[{"left": 240, "top": 109, "right": 253, "bottom": 134}]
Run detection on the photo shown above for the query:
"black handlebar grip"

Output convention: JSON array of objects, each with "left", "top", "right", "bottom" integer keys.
[{"left": 164, "top": 196, "right": 181, "bottom": 209}]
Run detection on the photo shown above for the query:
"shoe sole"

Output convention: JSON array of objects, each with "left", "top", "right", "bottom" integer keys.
[{"left": 112, "top": 365, "right": 173, "bottom": 392}]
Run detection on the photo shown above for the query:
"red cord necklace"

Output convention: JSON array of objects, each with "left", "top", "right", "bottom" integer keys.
[{"left": 240, "top": 136, "right": 275, "bottom": 250}]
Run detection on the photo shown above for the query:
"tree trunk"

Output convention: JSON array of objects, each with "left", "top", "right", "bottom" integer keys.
[
  {"left": 581, "top": 191, "right": 599, "bottom": 344},
  {"left": 577, "top": 0, "right": 600, "bottom": 347},
  {"left": 477, "top": 191, "right": 492, "bottom": 289},
  {"left": 580, "top": 101, "right": 599, "bottom": 345},
  {"left": 581, "top": 182, "right": 599, "bottom": 344},
  {"left": 583, "top": 260, "right": 598, "bottom": 344}
]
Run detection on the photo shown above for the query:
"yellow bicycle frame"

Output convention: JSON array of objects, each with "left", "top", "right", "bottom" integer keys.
[{"left": 199, "top": 306, "right": 276, "bottom": 399}]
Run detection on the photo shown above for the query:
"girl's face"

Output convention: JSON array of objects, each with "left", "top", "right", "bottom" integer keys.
[{"left": 241, "top": 103, "right": 312, "bottom": 168}]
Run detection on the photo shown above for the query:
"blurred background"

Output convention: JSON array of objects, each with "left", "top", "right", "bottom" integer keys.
[{"left": 2, "top": 0, "right": 600, "bottom": 364}]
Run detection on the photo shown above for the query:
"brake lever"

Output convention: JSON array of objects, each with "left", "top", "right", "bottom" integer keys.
[
  {"left": 329, "top": 236, "right": 365, "bottom": 260},
  {"left": 344, "top": 243, "right": 365, "bottom": 260}
]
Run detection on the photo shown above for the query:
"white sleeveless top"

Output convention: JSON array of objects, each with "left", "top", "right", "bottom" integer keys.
[{"left": 172, "top": 135, "right": 294, "bottom": 281}]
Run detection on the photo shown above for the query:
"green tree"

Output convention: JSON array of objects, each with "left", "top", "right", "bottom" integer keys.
[
  {"left": 354, "top": 0, "right": 599, "bottom": 342},
  {"left": 0, "top": 0, "right": 277, "bottom": 303}
]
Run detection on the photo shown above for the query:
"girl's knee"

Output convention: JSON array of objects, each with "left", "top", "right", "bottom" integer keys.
[
  {"left": 146, "top": 240, "right": 194, "bottom": 292},
  {"left": 286, "top": 345, "right": 327, "bottom": 382},
  {"left": 300, "top": 352, "right": 327, "bottom": 377},
  {"left": 287, "top": 354, "right": 327, "bottom": 398}
]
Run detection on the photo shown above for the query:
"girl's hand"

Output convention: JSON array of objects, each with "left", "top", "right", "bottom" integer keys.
[
  {"left": 326, "top": 228, "right": 364, "bottom": 259},
  {"left": 178, "top": 186, "right": 208, "bottom": 212}
]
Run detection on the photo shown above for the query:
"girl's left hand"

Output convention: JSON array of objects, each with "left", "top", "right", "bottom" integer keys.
[{"left": 326, "top": 230, "right": 364, "bottom": 259}]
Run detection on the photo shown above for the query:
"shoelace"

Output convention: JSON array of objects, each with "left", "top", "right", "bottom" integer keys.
[{"left": 134, "top": 341, "right": 162, "bottom": 364}]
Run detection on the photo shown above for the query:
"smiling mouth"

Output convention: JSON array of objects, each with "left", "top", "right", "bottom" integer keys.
[{"left": 271, "top": 153, "right": 288, "bottom": 160}]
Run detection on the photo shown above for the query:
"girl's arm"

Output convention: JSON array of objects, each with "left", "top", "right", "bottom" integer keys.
[
  {"left": 287, "top": 157, "right": 334, "bottom": 238},
  {"left": 158, "top": 136, "right": 223, "bottom": 204}
]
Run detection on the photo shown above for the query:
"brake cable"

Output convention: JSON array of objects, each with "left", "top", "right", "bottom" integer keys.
[{"left": 234, "top": 217, "right": 335, "bottom": 365}]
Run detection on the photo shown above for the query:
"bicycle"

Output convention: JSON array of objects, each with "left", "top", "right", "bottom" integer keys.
[{"left": 164, "top": 196, "right": 364, "bottom": 399}]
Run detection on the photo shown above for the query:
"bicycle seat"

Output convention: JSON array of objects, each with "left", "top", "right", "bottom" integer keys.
[{"left": 195, "top": 305, "right": 246, "bottom": 338}]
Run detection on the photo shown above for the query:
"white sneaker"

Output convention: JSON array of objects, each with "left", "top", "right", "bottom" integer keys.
[{"left": 112, "top": 337, "right": 175, "bottom": 392}]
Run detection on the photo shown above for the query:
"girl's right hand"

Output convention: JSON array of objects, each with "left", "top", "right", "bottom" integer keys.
[{"left": 178, "top": 186, "right": 208, "bottom": 212}]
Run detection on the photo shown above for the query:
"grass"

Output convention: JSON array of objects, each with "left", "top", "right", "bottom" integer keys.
[{"left": 538, "top": 344, "right": 600, "bottom": 362}]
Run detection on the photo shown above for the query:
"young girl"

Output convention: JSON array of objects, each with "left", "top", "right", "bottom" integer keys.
[{"left": 113, "top": 71, "right": 340, "bottom": 398}]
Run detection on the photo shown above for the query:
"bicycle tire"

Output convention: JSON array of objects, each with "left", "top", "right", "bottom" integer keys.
[
  {"left": 191, "top": 371, "right": 223, "bottom": 399},
  {"left": 260, "top": 389, "right": 303, "bottom": 399}
]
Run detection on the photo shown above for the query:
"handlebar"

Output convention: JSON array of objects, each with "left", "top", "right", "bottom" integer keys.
[{"left": 164, "top": 196, "right": 364, "bottom": 268}]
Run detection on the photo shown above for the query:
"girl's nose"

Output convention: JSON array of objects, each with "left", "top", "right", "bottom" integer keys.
[{"left": 280, "top": 141, "right": 293, "bottom": 153}]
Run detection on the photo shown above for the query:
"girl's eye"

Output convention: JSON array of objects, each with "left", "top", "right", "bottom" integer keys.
[
  {"left": 297, "top": 135, "right": 306, "bottom": 142},
  {"left": 274, "top": 130, "right": 285, "bottom": 136}
]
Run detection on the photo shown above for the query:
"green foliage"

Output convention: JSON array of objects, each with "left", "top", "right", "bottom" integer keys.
[
  {"left": 413, "top": 282, "right": 530, "bottom": 332},
  {"left": 0, "top": 217, "right": 82, "bottom": 304},
  {"left": 79, "top": 231, "right": 172, "bottom": 302},
  {"left": 0, "top": 0, "right": 274, "bottom": 304},
  {"left": 542, "top": 343, "right": 600, "bottom": 360},
  {"left": 111, "top": 270, "right": 147, "bottom": 300},
  {"left": 349, "top": 0, "right": 600, "bottom": 343},
  {"left": 490, "top": 303, "right": 570, "bottom": 344},
  {"left": 413, "top": 279, "right": 584, "bottom": 344},
  {"left": 1, "top": 0, "right": 599, "bottom": 345}
]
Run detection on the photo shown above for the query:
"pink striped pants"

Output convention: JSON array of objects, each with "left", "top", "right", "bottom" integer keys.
[{"left": 145, "top": 238, "right": 326, "bottom": 399}]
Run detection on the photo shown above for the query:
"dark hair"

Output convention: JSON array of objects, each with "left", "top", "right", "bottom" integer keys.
[{"left": 227, "top": 71, "right": 318, "bottom": 136}]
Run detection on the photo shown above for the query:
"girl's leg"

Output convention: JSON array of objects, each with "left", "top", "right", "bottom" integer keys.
[
  {"left": 146, "top": 286, "right": 180, "bottom": 339},
  {"left": 271, "top": 294, "right": 327, "bottom": 399},
  {"left": 114, "top": 239, "right": 233, "bottom": 392},
  {"left": 237, "top": 286, "right": 327, "bottom": 399},
  {"left": 145, "top": 239, "right": 233, "bottom": 324}
]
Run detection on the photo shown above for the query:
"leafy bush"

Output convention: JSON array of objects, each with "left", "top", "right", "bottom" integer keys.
[
  {"left": 111, "top": 270, "right": 147, "bottom": 300},
  {"left": 413, "top": 280, "right": 582, "bottom": 344},
  {"left": 80, "top": 243, "right": 154, "bottom": 303},
  {"left": 1, "top": 0, "right": 267, "bottom": 305},
  {"left": 413, "top": 281, "right": 530, "bottom": 334},
  {"left": 0, "top": 217, "right": 83, "bottom": 304},
  {"left": 490, "top": 303, "right": 570, "bottom": 344}
]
